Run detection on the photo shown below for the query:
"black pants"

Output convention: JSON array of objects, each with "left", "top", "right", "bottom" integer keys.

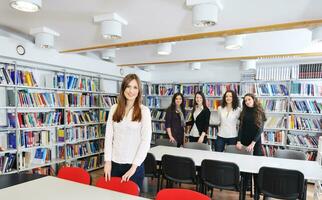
[{"left": 111, "top": 161, "right": 145, "bottom": 191}]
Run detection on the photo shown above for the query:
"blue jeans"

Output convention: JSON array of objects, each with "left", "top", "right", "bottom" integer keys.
[
  {"left": 111, "top": 161, "right": 145, "bottom": 191},
  {"left": 215, "top": 136, "right": 237, "bottom": 152}
]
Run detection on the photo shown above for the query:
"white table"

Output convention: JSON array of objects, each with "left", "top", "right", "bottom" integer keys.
[
  {"left": 149, "top": 146, "right": 322, "bottom": 181},
  {"left": 0, "top": 176, "right": 150, "bottom": 200}
]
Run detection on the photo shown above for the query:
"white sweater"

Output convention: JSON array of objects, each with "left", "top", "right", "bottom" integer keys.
[
  {"left": 217, "top": 106, "right": 241, "bottom": 138},
  {"left": 104, "top": 104, "right": 152, "bottom": 166}
]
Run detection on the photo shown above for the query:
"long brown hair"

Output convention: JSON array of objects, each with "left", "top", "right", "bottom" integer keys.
[
  {"left": 113, "top": 74, "right": 142, "bottom": 122},
  {"left": 240, "top": 93, "right": 266, "bottom": 129},
  {"left": 192, "top": 91, "right": 208, "bottom": 114}
]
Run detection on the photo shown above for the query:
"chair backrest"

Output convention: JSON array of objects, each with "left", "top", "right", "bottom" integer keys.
[
  {"left": 57, "top": 166, "right": 91, "bottom": 185},
  {"left": 224, "top": 145, "right": 252, "bottom": 155},
  {"left": 184, "top": 142, "right": 211, "bottom": 151},
  {"left": 274, "top": 149, "right": 306, "bottom": 160},
  {"left": 258, "top": 167, "right": 305, "bottom": 199},
  {"left": 155, "top": 189, "right": 210, "bottom": 200},
  {"left": 161, "top": 154, "right": 196, "bottom": 184},
  {"left": 96, "top": 177, "right": 140, "bottom": 196},
  {"left": 155, "top": 138, "right": 177, "bottom": 147},
  {"left": 201, "top": 159, "right": 240, "bottom": 191},
  {"left": 144, "top": 152, "right": 158, "bottom": 177}
]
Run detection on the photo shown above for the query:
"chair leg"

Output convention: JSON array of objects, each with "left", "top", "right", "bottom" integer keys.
[{"left": 210, "top": 187, "right": 213, "bottom": 198}]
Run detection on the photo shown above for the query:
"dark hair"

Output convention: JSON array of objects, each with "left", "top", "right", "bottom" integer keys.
[
  {"left": 113, "top": 74, "right": 142, "bottom": 122},
  {"left": 168, "top": 92, "right": 185, "bottom": 114},
  {"left": 192, "top": 91, "right": 208, "bottom": 114},
  {"left": 240, "top": 93, "right": 266, "bottom": 129},
  {"left": 221, "top": 90, "right": 239, "bottom": 110}
]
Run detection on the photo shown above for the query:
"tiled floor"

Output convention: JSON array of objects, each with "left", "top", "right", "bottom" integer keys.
[{"left": 90, "top": 169, "right": 315, "bottom": 199}]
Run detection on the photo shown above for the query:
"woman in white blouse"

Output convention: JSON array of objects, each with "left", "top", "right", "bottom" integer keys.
[
  {"left": 104, "top": 74, "right": 152, "bottom": 190},
  {"left": 215, "top": 90, "right": 241, "bottom": 152}
]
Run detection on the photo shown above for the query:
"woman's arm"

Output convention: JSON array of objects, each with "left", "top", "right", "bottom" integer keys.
[{"left": 165, "top": 110, "right": 176, "bottom": 142}]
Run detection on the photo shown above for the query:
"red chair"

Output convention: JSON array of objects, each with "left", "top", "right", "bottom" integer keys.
[
  {"left": 57, "top": 166, "right": 91, "bottom": 185},
  {"left": 155, "top": 189, "right": 210, "bottom": 200},
  {"left": 96, "top": 177, "right": 139, "bottom": 196}
]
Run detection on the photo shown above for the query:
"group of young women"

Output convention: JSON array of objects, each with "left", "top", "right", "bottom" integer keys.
[{"left": 103, "top": 73, "right": 266, "bottom": 193}]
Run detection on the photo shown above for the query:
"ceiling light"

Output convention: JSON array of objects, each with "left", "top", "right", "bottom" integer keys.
[
  {"left": 93, "top": 13, "right": 128, "bottom": 40},
  {"left": 186, "top": 0, "right": 223, "bottom": 27},
  {"left": 157, "top": 43, "right": 173, "bottom": 55},
  {"left": 10, "top": 0, "right": 41, "bottom": 12},
  {"left": 312, "top": 26, "right": 322, "bottom": 43},
  {"left": 225, "top": 35, "right": 244, "bottom": 50},
  {"left": 240, "top": 60, "right": 256, "bottom": 71},
  {"left": 30, "top": 27, "right": 60, "bottom": 48},
  {"left": 101, "top": 48, "right": 116, "bottom": 61},
  {"left": 138, "top": 65, "right": 155, "bottom": 72},
  {"left": 190, "top": 62, "right": 201, "bottom": 70}
]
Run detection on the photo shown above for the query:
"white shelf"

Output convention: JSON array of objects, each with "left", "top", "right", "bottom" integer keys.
[
  {"left": 20, "top": 158, "right": 66, "bottom": 172},
  {"left": 87, "top": 166, "right": 104, "bottom": 172},
  {"left": 262, "top": 142, "right": 285, "bottom": 147},
  {"left": 65, "top": 137, "right": 104, "bottom": 144},
  {"left": 0, "top": 149, "right": 17, "bottom": 154},
  {"left": 288, "top": 129, "right": 322, "bottom": 133},
  {"left": 152, "top": 119, "right": 165, "bottom": 122},
  {"left": 65, "top": 151, "right": 104, "bottom": 162},
  {"left": 286, "top": 145, "right": 318, "bottom": 151},
  {"left": 152, "top": 130, "right": 167, "bottom": 134},
  {"left": 290, "top": 112, "right": 322, "bottom": 116},
  {"left": 265, "top": 111, "right": 288, "bottom": 115},
  {"left": 19, "top": 143, "right": 61, "bottom": 151}
]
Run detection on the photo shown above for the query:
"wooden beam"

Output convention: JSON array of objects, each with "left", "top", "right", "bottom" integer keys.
[
  {"left": 61, "top": 19, "right": 322, "bottom": 53},
  {"left": 117, "top": 52, "right": 322, "bottom": 67}
]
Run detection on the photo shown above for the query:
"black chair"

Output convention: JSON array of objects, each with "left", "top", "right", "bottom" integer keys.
[
  {"left": 161, "top": 154, "right": 197, "bottom": 190},
  {"left": 200, "top": 159, "right": 243, "bottom": 200},
  {"left": 144, "top": 153, "right": 160, "bottom": 191},
  {"left": 274, "top": 149, "right": 306, "bottom": 160},
  {"left": 257, "top": 167, "right": 305, "bottom": 200},
  {"left": 225, "top": 145, "right": 253, "bottom": 198},
  {"left": 155, "top": 138, "right": 177, "bottom": 147},
  {"left": 184, "top": 142, "right": 211, "bottom": 151}
]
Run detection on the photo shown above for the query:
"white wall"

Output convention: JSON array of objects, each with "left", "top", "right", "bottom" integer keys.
[
  {"left": 150, "top": 61, "right": 241, "bottom": 83},
  {"left": 0, "top": 35, "right": 151, "bottom": 82}
]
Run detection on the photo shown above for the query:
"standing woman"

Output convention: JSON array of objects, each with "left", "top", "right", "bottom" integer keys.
[
  {"left": 187, "top": 91, "right": 210, "bottom": 144},
  {"left": 215, "top": 90, "right": 241, "bottom": 152},
  {"left": 104, "top": 74, "right": 152, "bottom": 190},
  {"left": 165, "top": 92, "right": 186, "bottom": 147},
  {"left": 236, "top": 93, "right": 266, "bottom": 155}
]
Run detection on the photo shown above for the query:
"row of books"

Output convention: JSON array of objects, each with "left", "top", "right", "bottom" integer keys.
[
  {"left": 152, "top": 122, "right": 166, "bottom": 133},
  {"left": 287, "top": 134, "right": 319, "bottom": 148},
  {"left": 256, "top": 83, "right": 289, "bottom": 96},
  {"left": 99, "top": 110, "right": 108, "bottom": 122},
  {"left": 151, "top": 110, "right": 166, "bottom": 121},
  {"left": 20, "top": 130, "right": 56, "bottom": 148},
  {"left": 208, "top": 126, "right": 218, "bottom": 139},
  {"left": 256, "top": 65, "right": 292, "bottom": 81},
  {"left": 10, "top": 111, "right": 64, "bottom": 128},
  {"left": 261, "top": 146, "right": 317, "bottom": 161},
  {"left": 101, "top": 95, "right": 117, "bottom": 107},
  {"left": 264, "top": 116, "right": 286, "bottom": 129},
  {"left": 66, "top": 74, "right": 98, "bottom": 91},
  {"left": 69, "top": 154, "right": 104, "bottom": 171},
  {"left": 298, "top": 63, "right": 322, "bottom": 79},
  {"left": 65, "top": 140, "right": 104, "bottom": 159},
  {"left": 262, "top": 130, "right": 285, "bottom": 144},
  {"left": 20, "top": 148, "right": 54, "bottom": 168},
  {"left": 146, "top": 96, "right": 161, "bottom": 108},
  {"left": 288, "top": 115, "right": 322, "bottom": 131},
  {"left": 66, "top": 93, "right": 99, "bottom": 107},
  {"left": 0, "top": 63, "right": 37, "bottom": 86},
  {"left": 241, "top": 83, "right": 256, "bottom": 94},
  {"left": 14, "top": 91, "right": 65, "bottom": 107},
  {"left": 67, "top": 111, "right": 99, "bottom": 125},
  {"left": 290, "top": 82, "right": 322, "bottom": 96},
  {"left": 260, "top": 99, "right": 287, "bottom": 112},
  {"left": 289, "top": 100, "right": 322, "bottom": 114},
  {"left": 0, "top": 132, "right": 16, "bottom": 149},
  {"left": 201, "top": 83, "right": 240, "bottom": 97},
  {"left": 65, "top": 126, "right": 101, "bottom": 143},
  {"left": 0, "top": 153, "right": 16, "bottom": 174}
]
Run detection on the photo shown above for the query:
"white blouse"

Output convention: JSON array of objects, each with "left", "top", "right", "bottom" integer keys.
[
  {"left": 217, "top": 106, "right": 241, "bottom": 138},
  {"left": 104, "top": 104, "right": 152, "bottom": 166}
]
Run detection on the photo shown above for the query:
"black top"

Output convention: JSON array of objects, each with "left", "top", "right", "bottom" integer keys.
[
  {"left": 0, "top": 173, "right": 46, "bottom": 189},
  {"left": 238, "top": 107, "right": 264, "bottom": 146},
  {"left": 186, "top": 107, "right": 210, "bottom": 137},
  {"left": 165, "top": 108, "right": 185, "bottom": 145}
]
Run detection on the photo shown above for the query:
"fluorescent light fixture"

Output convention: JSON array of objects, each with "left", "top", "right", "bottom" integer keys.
[
  {"left": 157, "top": 43, "right": 173, "bottom": 55},
  {"left": 101, "top": 48, "right": 116, "bottom": 61},
  {"left": 225, "top": 35, "right": 243, "bottom": 50},
  {"left": 93, "top": 13, "right": 128, "bottom": 40},
  {"left": 186, "top": 0, "right": 223, "bottom": 27},
  {"left": 190, "top": 62, "right": 201, "bottom": 70},
  {"left": 312, "top": 26, "right": 322, "bottom": 43},
  {"left": 10, "top": 0, "right": 41, "bottom": 12},
  {"left": 30, "top": 27, "right": 60, "bottom": 48}
]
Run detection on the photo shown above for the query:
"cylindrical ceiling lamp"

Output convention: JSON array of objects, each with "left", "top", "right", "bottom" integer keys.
[
  {"left": 10, "top": 0, "right": 41, "bottom": 12},
  {"left": 30, "top": 27, "right": 60, "bottom": 48},
  {"left": 157, "top": 43, "right": 172, "bottom": 55},
  {"left": 225, "top": 35, "right": 244, "bottom": 50}
]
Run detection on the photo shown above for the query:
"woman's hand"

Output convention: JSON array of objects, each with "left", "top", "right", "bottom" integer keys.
[
  {"left": 104, "top": 161, "right": 112, "bottom": 181},
  {"left": 236, "top": 141, "right": 243, "bottom": 150},
  {"left": 169, "top": 135, "right": 176, "bottom": 143},
  {"left": 121, "top": 165, "right": 137, "bottom": 182},
  {"left": 246, "top": 142, "right": 255, "bottom": 152},
  {"left": 197, "top": 135, "right": 205, "bottom": 143}
]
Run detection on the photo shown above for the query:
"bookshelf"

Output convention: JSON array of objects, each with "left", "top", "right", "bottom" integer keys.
[{"left": 0, "top": 59, "right": 121, "bottom": 175}]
